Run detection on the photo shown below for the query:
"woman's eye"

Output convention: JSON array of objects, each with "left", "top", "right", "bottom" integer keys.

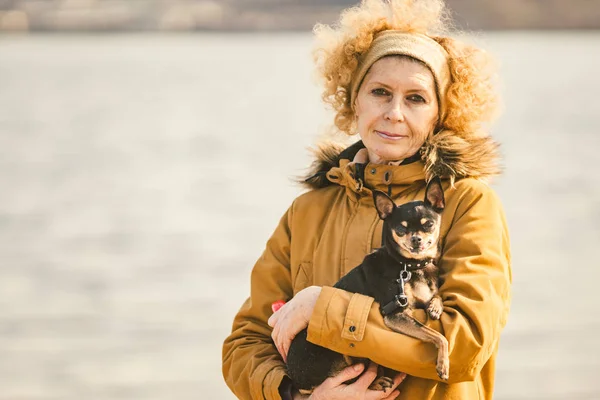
[
  {"left": 371, "top": 88, "right": 390, "bottom": 96},
  {"left": 407, "top": 94, "right": 426, "bottom": 103}
]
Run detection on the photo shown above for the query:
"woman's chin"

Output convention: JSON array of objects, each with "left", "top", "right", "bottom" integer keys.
[
  {"left": 362, "top": 137, "right": 418, "bottom": 163},
  {"left": 371, "top": 148, "right": 410, "bottom": 163}
]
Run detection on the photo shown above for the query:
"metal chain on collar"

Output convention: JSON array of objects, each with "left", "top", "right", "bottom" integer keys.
[
  {"left": 380, "top": 262, "right": 411, "bottom": 316},
  {"left": 380, "top": 259, "right": 431, "bottom": 316}
]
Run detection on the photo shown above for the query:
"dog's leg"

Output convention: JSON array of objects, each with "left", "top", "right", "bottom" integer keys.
[
  {"left": 427, "top": 295, "right": 443, "bottom": 320},
  {"left": 383, "top": 313, "right": 449, "bottom": 380},
  {"left": 368, "top": 364, "right": 395, "bottom": 392}
]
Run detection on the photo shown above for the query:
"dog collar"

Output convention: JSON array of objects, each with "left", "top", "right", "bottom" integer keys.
[{"left": 398, "top": 259, "right": 434, "bottom": 270}]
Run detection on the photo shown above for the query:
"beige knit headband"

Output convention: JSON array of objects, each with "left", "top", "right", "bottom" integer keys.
[{"left": 350, "top": 31, "right": 451, "bottom": 120}]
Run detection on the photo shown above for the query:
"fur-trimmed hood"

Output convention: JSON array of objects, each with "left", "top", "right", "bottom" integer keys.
[{"left": 302, "top": 131, "right": 502, "bottom": 190}]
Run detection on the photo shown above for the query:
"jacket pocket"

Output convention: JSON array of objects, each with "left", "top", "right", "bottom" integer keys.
[{"left": 292, "top": 261, "right": 313, "bottom": 295}]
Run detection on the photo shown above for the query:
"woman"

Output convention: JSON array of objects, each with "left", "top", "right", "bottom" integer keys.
[{"left": 222, "top": 0, "right": 511, "bottom": 399}]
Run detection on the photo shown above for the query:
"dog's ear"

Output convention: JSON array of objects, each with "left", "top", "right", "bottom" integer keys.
[
  {"left": 373, "top": 190, "right": 395, "bottom": 220},
  {"left": 425, "top": 177, "right": 445, "bottom": 212}
]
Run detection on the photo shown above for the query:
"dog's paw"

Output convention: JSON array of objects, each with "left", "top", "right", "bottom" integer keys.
[
  {"left": 436, "top": 357, "right": 449, "bottom": 381},
  {"left": 368, "top": 376, "right": 394, "bottom": 391},
  {"left": 427, "top": 297, "right": 443, "bottom": 320}
]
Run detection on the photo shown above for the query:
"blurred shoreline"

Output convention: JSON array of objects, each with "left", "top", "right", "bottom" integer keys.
[{"left": 0, "top": 0, "right": 599, "bottom": 32}]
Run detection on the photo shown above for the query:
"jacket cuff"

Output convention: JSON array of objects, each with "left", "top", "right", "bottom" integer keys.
[
  {"left": 278, "top": 376, "right": 294, "bottom": 400},
  {"left": 341, "top": 292, "right": 374, "bottom": 341},
  {"left": 263, "top": 365, "right": 288, "bottom": 400},
  {"left": 249, "top": 361, "right": 287, "bottom": 400},
  {"left": 307, "top": 287, "right": 373, "bottom": 346}
]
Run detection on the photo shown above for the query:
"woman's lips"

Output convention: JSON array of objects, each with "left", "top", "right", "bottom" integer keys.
[{"left": 375, "top": 130, "right": 408, "bottom": 140}]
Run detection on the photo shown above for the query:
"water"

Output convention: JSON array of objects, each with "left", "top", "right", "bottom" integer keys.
[{"left": 0, "top": 32, "right": 599, "bottom": 399}]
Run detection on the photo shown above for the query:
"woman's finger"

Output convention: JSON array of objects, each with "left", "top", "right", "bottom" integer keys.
[
  {"left": 277, "top": 339, "right": 286, "bottom": 362},
  {"left": 272, "top": 335, "right": 282, "bottom": 359},
  {"left": 327, "top": 363, "right": 365, "bottom": 387},
  {"left": 269, "top": 302, "right": 290, "bottom": 327},
  {"left": 276, "top": 327, "right": 285, "bottom": 358},
  {"left": 278, "top": 326, "right": 289, "bottom": 362},
  {"left": 282, "top": 332, "right": 292, "bottom": 362},
  {"left": 271, "top": 332, "right": 280, "bottom": 357},
  {"left": 271, "top": 311, "right": 291, "bottom": 360},
  {"left": 270, "top": 316, "right": 279, "bottom": 340},
  {"left": 355, "top": 362, "right": 378, "bottom": 389},
  {"left": 382, "top": 390, "right": 400, "bottom": 400},
  {"left": 271, "top": 321, "right": 284, "bottom": 358},
  {"left": 267, "top": 310, "right": 279, "bottom": 327},
  {"left": 269, "top": 296, "right": 314, "bottom": 363}
]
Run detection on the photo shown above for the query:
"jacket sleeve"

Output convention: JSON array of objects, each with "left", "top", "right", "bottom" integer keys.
[
  {"left": 306, "top": 182, "right": 512, "bottom": 383},
  {"left": 222, "top": 204, "right": 296, "bottom": 400}
]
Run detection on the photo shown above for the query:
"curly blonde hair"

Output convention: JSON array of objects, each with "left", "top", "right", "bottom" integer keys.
[{"left": 313, "top": 0, "right": 500, "bottom": 137}]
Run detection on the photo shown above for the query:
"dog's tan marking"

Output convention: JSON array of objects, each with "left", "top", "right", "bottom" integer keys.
[
  {"left": 391, "top": 229, "right": 403, "bottom": 246},
  {"left": 401, "top": 221, "right": 408, "bottom": 227},
  {"left": 393, "top": 229, "right": 438, "bottom": 260},
  {"left": 420, "top": 218, "right": 427, "bottom": 225},
  {"left": 411, "top": 281, "right": 434, "bottom": 304},
  {"left": 421, "top": 232, "right": 435, "bottom": 242},
  {"left": 402, "top": 284, "right": 415, "bottom": 308},
  {"left": 420, "top": 245, "right": 439, "bottom": 259},
  {"left": 427, "top": 295, "right": 444, "bottom": 320},
  {"left": 343, "top": 354, "right": 353, "bottom": 366}
]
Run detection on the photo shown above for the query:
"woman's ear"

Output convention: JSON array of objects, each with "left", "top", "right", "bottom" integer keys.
[{"left": 353, "top": 95, "right": 361, "bottom": 115}]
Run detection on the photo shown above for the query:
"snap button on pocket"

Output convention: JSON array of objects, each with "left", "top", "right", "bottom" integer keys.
[{"left": 349, "top": 325, "right": 356, "bottom": 332}]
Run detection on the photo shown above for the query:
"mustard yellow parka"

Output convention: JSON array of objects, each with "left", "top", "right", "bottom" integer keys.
[{"left": 222, "top": 140, "right": 512, "bottom": 400}]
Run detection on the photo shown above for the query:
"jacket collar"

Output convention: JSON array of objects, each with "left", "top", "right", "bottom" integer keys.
[
  {"left": 302, "top": 130, "right": 502, "bottom": 190},
  {"left": 326, "top": 158, "right": 426, "bottom": 197},
  {"left": 309, "top": 141, "right": 426, "bottom": 198}
]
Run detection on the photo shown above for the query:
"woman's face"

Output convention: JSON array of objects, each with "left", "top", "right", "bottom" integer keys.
[{"left": 354, "top": 56, "right": 439, "bottom": 164}]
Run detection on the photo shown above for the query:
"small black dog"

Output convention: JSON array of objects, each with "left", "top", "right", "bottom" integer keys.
[{"left": 286, "top": 177, "right": 449, "bottom": 394}]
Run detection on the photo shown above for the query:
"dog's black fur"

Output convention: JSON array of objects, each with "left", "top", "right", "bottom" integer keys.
[{"left": 285, "top": 177, "right": 449, "bottom": 394}]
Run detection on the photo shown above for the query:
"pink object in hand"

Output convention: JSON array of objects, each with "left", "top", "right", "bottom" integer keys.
[{"left": 271, "top": 300, "right": 286, "bottom": 313}]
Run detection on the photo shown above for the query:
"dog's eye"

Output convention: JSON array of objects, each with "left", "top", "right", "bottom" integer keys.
[
  {"left": 423, "top": 221, "right": 434, "bottom": 230},
  {"left": 395, "top": 228, "right": 406, "bottom": 236}
]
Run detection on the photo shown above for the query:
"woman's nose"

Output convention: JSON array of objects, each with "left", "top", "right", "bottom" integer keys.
[{"left": 384, "top": 99, "right": 405, "bottom": 122}]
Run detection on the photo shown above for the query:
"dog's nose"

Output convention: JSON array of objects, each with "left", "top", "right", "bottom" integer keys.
[{"left": 411, "top": 236, "right": 422, "bottom": 247}]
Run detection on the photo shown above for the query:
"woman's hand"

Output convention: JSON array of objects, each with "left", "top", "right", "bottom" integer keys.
[
  {"left": 268, "top": 286, "right": 321, "bottom": 362},
  {"left": 308, "top": 362, "right": 406, "bottom": 400}
]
